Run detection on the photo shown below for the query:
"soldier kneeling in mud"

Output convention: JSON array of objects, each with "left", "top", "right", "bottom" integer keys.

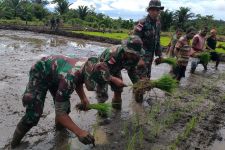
[
  {"left": 96, "top": 35, "right": 145, "bottom": 109},
  {"left": 11, "top": 55, "right": 125, "bottom": 148}
]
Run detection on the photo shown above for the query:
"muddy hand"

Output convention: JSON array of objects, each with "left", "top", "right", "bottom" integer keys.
[
  {"left": 78, "top": 133, "right": 95, "bottom": 146},
  {"left": 76, "top": 103, "right": 90, "bottom": 111}
]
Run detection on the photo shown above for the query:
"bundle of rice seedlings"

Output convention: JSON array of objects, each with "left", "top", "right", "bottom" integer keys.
[
  {"left": 155, "top": 57, "right": 177, "bottom": 68},
  {"left": 133, "top": 75, "right": 178, "bottom": 93},
  {"left": 215, "top": 48, "right": 225, "bottom": 54},
  {"left": 197, "top": 52, "right": 211, "bottom": 64},
  {"left": 76, "top": 103, "right": 112, "bottom": 114}
]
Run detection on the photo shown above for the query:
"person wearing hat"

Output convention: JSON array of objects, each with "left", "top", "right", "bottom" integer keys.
[
  {"left": 133, "top": 0, "right": 164, "bottom": 79},
  {"left": 11, "top": 55, "right": 125, "bottom": 148},
  {"left": 206, "top": 28, "right": 220, "bottom": 69},
  {"left": 96, "top": 35, "right": 144, "bottom": 108}
]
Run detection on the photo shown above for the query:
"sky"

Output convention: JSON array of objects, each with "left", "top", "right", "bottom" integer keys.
[{"left": 47, "top": 0, "right": 225, "bottom": 21}]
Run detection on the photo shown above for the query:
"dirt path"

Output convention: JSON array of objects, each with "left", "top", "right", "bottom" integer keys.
[{"left": 1, "top": 30, "right": 225, "bottom": 150}]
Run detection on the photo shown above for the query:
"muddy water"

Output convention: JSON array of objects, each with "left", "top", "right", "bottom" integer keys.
[
  {"left": 0, "top": 30, "right": 157, "bottom": 150},
  {"left": 1, "top": 29, "right": 225, "bottom": 150}
]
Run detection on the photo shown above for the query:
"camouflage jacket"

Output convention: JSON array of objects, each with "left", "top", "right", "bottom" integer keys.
[
  {"left": 99, "top": 45, "right": 139, "bottom": 83},
  {"left": 134, "top": 15, "right": 162, "bottom": 56},
  {"left": 34, "top": 55, "right": 87, "bottom": 102}
]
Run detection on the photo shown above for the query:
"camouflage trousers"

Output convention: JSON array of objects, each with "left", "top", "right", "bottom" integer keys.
[
  {"left": 96, "top": 70, "right": 123, "bottom": 102},
  {"left": 137, "top": 53, "right": 154, "bottom": 79},
  {"left": 20, "top": 61, "right": 70, "bottom": 127}
]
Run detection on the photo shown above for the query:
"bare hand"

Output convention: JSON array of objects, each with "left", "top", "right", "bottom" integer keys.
[
  {"left": 78, "top": 131, "right": 95, "bottom": 146},
  {"left": 138, "top": 58, "right": 145, "bottom": 67},
  {"left": 81, "top": 99, "right": 90, "bottom": 111},
  {"left": 111, "top": 76, "right": 127, "bottom": 87}
]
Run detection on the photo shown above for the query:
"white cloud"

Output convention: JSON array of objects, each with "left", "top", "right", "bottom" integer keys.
[
  {"left": 47, "top": 0, "right": 225, "bottom": 20},
  {"left": 69, "top": 0, "right": 96, "bottom": 9},
  {"left": 110, "top": 0, "right": 147, "bottom": 11},
  {"left": 99, "top": 4, "right": 114, "bottom": 11}
]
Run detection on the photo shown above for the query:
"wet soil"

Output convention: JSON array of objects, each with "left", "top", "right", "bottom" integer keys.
[{"left": 1, "top": 30, "right": 225, "bottom": 150}]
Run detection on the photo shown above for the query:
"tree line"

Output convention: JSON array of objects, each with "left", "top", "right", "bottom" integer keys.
[{"left": 0, "top": 0, "right": 225, "bottom": 35}]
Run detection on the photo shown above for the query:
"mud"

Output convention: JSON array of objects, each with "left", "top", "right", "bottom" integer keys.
[{"left": 1, "top": 30, "right": 225, "bottom": 150}]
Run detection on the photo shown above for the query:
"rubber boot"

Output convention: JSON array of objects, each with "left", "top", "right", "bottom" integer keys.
[
  {"left": 112, "top": 98, "right": 122, "bottom": 110},
  {"left": 203, "top": 64, "right": 208, "bottom": 71},
  {"left": 11, "top": 121, "right": 32, "bottom": 148}
]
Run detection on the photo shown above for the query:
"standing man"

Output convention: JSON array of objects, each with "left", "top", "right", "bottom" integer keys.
[
  {"left": 134, "top": 0, "right": 164, "bottom": 79},
  {"left": 190, "top": 27, "right": 208, "bottom": 73},
  {"left": 172, "top": 27, "right": 196, "bottom": 81},
  {"left": 206, "top": 29, "right": 220, "bottom": 69}
]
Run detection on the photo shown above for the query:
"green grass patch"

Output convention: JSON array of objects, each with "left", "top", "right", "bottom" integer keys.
[
  {"left": 73, "top": 31, "right": 128, "bottom": 40},
  {"left": 161, "top": 36, "right": 170, "bottom": 47}
]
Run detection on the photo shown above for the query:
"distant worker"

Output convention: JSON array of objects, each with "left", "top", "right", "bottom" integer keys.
[
  {"left": 190, "top": 27, "right": 208, "bottom": 73},
  {"left": 166, "top": 29, "right": 183, "bottom": 57},
  {"left": 206, "top": 29, "right": 220, "bottom": 69},
  {"left": 172, "top": 27, "right": 196, "bottom": 81}
]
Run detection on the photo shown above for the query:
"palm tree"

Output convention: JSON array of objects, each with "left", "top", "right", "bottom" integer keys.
[
  {"left": 31, "top": 0, "right": 48, "bottom": 6},
  {"left": 6, "top": 0, "right": 22, "bottom": 18},
  {"left": 77, "top": 5, "right": 89, "bottom": 20},
  {"left": 52, "top": 0, "right": 71, "bottom": 15},
  {"left": 160, "top": 9, "right": 173, "bottom": 31},
  {"left": 174, "top": 7, "right": 194, "bottom": 30}
]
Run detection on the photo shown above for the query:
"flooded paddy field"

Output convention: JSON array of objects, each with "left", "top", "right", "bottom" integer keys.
[{"left": 1, "top": 29, "right": 225, "bottom": 150}]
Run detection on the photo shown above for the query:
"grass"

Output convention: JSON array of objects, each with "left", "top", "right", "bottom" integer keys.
[
  {"left": 76, "top": 103, "right": 112, "bottom": 114},
  {"left": 156, "top": 57, "right": 177, "bottom": 68},
  {"left": 197, "top": 52, "right": 211, "bottom": 64},
  {"left": 133, "top": 75, "right": 178, "bottom": 93},
  {"left": 73, "top": 31, "right": 128, "bottom": 40},
  {"left": 161, "top": 36, "right": 170, "bottom": 47}
]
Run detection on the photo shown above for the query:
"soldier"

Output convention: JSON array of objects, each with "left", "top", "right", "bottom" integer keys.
[
  {"left": 172, "top": 27, "right": 196, "bottom": 81},
  {"left": 190, "top": 27, "right": 208, "bottom": 73},
  {"left": 133, "top": 0, "right": 164, "bottom": 79},
  {"left": 11, "top": 55, "right": 125, "bottom": 148},
  {"left": 96, "top": 35, "right": 144, "bottom": 108}
]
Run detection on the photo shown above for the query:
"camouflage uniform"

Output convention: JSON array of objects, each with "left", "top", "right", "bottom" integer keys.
[
  {"left": 96, "top": 36, "right": 143, "bottom": 102},
  {"left": 134, "top": 13, "right": 162, "bottom": 78},
  {"left": 173, "top": 36, "right": 191, "bottom": 80},
  {"left": 11, "top": 55, "right": 110, "bottom": 147}
]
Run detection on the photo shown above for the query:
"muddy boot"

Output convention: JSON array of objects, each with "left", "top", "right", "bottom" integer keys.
[
  {"left": 134, "top": 92, "right": 143, "bottom": 103},
  {"left": 190, "top": 67, "right": 196, "bottom": 74},
  {"left": 11, "top": 122, "right": 32, "bottom": 148},
  {"left": 203, "top": 64, "right": 208, "bottom": 71},
  {"left": 112, "top": 98, "right": 122, "bottom": 110}
]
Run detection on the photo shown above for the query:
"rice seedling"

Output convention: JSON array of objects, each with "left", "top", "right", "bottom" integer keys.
[
  {"left": 76, "top": 103, "right": 112, "bottom": 115},
  {"left": 197, "top": 52, "right": 211, "bottom": 64},
  {"left": 133, "top": 75, "right": 178, "bottom": 93},
  {"left": 155, "top": 57, "right": 177, "bottom": 68},
  {"left": 215, "top": 48, "right": 225, "bottom": 54}
]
